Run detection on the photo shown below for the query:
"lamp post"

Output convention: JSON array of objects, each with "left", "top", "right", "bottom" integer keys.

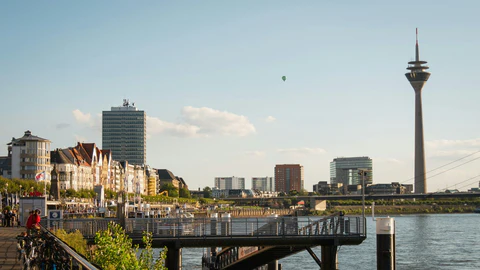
[
  {"left": 5, "top": 183, "right": 8, "bottom": 206},
  {"left": 19, "top": 185, "right": 22, "bottom": 197},
  {"left": 358, "top": 170, "right": 368, "bottom": 219}
]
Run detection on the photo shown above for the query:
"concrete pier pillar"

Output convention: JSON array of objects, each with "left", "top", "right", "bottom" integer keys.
[
  {"left": 165, "top": 244, "right": 182, "bottom": 270},
  {"left": 268, "top": 260, "right": 279, "bottom": 270},
  {"left": 210, "top": 213, "right": 218, "bottom": 235},
  {"left": 321, "top": 245, "right": 338, "bottom": 270},
  {"left": 210, "top": 213, "right": 218, "bottom": 262},
  {"left": 221, "top": 213, "right": 231, "bottom": 236},
  {"left": 376, "top": 217, "right": 396, "bottom": 270}
]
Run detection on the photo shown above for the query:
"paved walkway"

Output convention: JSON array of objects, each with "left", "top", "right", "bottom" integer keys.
[{"left": 0, "top": 227, "right": 25, "bottom": 270}]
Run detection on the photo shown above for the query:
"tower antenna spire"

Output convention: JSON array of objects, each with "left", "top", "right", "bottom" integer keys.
[
  {"left": 405, "top": 28, "right": 431, "bottom": 194},
  {"left": 415, "top": 28, "right": 419, "bottom": 62}
]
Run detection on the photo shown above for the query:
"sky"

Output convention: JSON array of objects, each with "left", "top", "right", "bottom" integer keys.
[{"left": 1, "top": 1, "right": 480, "bottom": 192}]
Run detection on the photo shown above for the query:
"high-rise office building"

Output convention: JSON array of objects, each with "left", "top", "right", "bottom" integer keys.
[
  {"left": 330, "top": 157, "right": 373, "bottom": 186},
  {"left": 214, "top": 176, "right": 245, "bottom": 190},
  {"left": 274, "top": 164, "right": 304, "bottom": 193},
  {"left": 102, "top": 99, "right": 146, "bottom": 165},
  {"left": 405, "top": 29, "right": 431, "bottom": 194},
  {"left": 251, "top": 177, "right": 274, "bottom": 191}
]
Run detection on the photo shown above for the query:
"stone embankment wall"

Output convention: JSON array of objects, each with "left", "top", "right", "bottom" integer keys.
[{"left": 216, "top": 208, "right": 292, "bottom": 217}]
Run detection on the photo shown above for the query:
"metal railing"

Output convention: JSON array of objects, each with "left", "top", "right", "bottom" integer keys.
[
  {"left": 206, "top": 214, "right": 366, "bottom": 269},
  {"left": 29, "top": 223, "right": 101, "bottom": 270},
  {"left": 46, "top": 216, "right": 365, "bottom": 239}
]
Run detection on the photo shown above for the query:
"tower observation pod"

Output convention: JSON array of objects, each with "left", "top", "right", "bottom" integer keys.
[{"left": 405, "top": 28, "right": 431, "bottom": 194}]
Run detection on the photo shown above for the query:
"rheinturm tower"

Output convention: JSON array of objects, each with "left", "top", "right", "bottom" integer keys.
[{"left": 405, "top": 29, "right": 430, "bottom": 194}]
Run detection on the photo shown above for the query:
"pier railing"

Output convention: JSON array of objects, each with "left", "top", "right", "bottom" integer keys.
[
  {"left": 37, "top": 223, "right": 100, "bottom": 269},
  {"left": 45, "top": 216, "right": 365, "bottom": 241}
]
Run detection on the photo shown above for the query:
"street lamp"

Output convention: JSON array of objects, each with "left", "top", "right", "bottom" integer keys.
[
  {"left": 19, "top": 185, "right": 22, "bottom": 197},
  {"left": 358, "top": 169, "right": 368, "bottom": 219},
  {"left": 5, "top": 183, "right": 8, "bottom": 206}
]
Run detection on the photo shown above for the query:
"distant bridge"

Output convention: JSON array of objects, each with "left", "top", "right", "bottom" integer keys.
[{"left": 226, "top": 192, "right": 480, "bottom": 203}]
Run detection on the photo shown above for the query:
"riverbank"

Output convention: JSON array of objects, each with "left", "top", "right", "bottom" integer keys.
[{"left": 315, "top": 204, "right": 477, "bottom": 215}]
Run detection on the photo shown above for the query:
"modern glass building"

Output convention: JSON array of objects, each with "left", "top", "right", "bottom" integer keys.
[
  {"left": 102, "top": 99, "right": 146, "bottom": 165},
  {"left": 214, "top": 176, "right": 245, "bottom": 190},
  {"left": 251, "top": 177, "right": 274, "bottom": 191},
  {"left": 330, "top": 157, "right": 373, "bottom": 186}
]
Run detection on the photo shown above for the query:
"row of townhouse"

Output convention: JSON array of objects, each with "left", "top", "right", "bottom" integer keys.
[{"left": 0, "top": 131, "right": 188, "bottom": 195}]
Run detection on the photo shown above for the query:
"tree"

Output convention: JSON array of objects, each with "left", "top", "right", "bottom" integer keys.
[
  {"left": 90, "top": 222, "right": 167, "bottom": 270},
  {"left": 105, "top": 189, "right": 117, "bottom": 199},
  {"left": 288, "top": 190, "right": 299, "bottom": 196},
  {"left": 160, "top": 183, "right": 178, "bottom": 197},
  {"left": 203, "top": 186, "right": 212, "bottom": 198},
  {"left": 298, "top": 189, "right": 309, "bottom": 196},
  {"left": 283, "top": 198, "right": 292, "bottom": 208},
  {"left": 66, "top": 188, "right": 76, "bottom": 198},
  {"left": 179, "top": 188, "right": 191, "bottom": 198},
  {"left": 55, "top": 229, "right": 88, "bottom": 256}
]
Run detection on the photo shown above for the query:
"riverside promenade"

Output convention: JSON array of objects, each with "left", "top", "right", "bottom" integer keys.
[{"left": 0, "top": 227, "right": 24, "bottom": 270}]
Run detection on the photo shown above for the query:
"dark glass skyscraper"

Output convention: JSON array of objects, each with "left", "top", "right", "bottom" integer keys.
[
  {"left": 102, "top": 99, "right": 146, "bottom": 165},
  {"left": 330, "top": 157, "right": 373, "bottom": 186}
]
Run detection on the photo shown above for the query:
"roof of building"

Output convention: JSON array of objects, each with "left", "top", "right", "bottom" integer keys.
[
  {"left": 71, "top": 147, "right": 90, "bottom": 166},
  {"left": 7, "top": 130, "right": 50, "bottom": 145},
  {"left": 157, "top": 169, "right": 176, "bottom": 181},
  {"left": 50, "top": 149, "right": 73, "bottom": 164},
  {"left": 176, "top": 176, "right": 186, "bottom": 186},
  {"left": 80, "top": 143, "right": 97, "bottom": 162},
  {"left": 74, "top": 143, "right": 93, "bottom": 165}
]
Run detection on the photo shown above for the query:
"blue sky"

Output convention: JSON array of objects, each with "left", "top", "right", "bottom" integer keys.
[{"left": 1, "top": 1, "right": 480, "bottom": 192}]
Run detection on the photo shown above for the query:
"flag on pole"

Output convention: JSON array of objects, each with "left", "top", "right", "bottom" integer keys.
[{"left": 35, "top": 171, "right": 46, "bottom": 182}]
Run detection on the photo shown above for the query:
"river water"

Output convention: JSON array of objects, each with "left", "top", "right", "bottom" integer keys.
[{"left": 175, "top": 214, "right": 480, "bottom": 269}]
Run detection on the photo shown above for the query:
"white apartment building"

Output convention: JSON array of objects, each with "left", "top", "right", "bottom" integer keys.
[
  {"left": 214, "top": 176, "right": 245, "bottom": 190},
  {"left": 8, "top": 130, "right": 51, "bottom": 182}
]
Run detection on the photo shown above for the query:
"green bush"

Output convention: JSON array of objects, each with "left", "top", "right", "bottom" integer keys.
[
  {"left": 55, "top": 229, "right": 88, "bottom": 256},
  {"left": 90, "top": 222, "right": 167, "bottom": 270}
]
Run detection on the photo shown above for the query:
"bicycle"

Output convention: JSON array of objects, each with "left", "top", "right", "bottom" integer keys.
[{"left": 17, "top": 234, "right": 39, "bottom": 270}]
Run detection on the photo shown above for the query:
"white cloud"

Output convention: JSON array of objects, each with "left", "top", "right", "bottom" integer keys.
[
  {"left": 426, "top": 138, "right": 480, "bottom": 159},
  {"left": 265, "top": 116, "right": 276, "bottom": 123},
  {"left": 147, "top": 116, "right": 201, "bottom": 138},
  {"left": 73, "top": 106, "right": 256, "bottom": 138},
  {"left": 72, "top": 110, "right": 101, "bottom": 130},
  {"left": 277, "top": 147, "right": 326, "bottom": 155},
  {"left": 244, "top": 151, "right": 266, "bottom": 157},
  {"left": 375, "top": 157, "right": 403, "bottom": 164},
  {"left": 72, "top": 109, "right": 92, "bottom": 125},
  {"left": 426, "top": 138, "right": 480, "bottom": 149},
  {"left": 429, "top": 150, "right": 479, "bottom": 159},
  {"left": 56, "top": 123, "right": 70, "bottom": 129},
  {"left": 74, "top": 134, "right": 87, "bottom": 143},
  {"left": 181, "top": 106, "right": 256, "bottom": 136}
]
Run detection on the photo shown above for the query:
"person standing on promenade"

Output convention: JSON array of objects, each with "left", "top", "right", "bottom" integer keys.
[
  {"left": 5, "top": 210, "right": 12, "bottom": 227},
  {"left": 25, "top": 210, "right": 41, "bottom": 234},
  {"left": 1, "top": 209, "right": 6, "bottom": 227}
]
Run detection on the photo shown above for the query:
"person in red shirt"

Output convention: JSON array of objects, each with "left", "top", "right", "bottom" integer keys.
[
  {"left": 25, "top": 209, "right": 41, "bottom": 233},
  {"left": 25, "top": 210, "right": 34, "bottom": 229}
]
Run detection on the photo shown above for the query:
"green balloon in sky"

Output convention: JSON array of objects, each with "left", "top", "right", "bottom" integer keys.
[{"left": 282, "top": 76, "right": 286, "bottom": 82}]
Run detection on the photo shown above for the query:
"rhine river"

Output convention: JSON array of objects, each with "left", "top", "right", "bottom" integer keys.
[{"left": 176, "top": 214, "right": 480, "bottom": 269}]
